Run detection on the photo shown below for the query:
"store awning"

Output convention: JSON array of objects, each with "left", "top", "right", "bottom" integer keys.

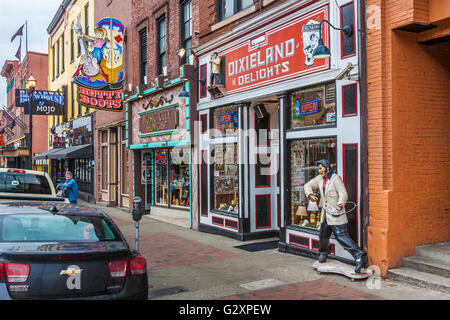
[
  {"left": 47, "top": 144, "right": 93, "bottom": 160},
  {"left": 34, "top": 148, "right": 64, "bottom": 160}
]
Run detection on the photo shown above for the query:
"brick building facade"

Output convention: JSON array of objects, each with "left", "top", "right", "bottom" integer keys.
[
  {"left": 366, "top": 0, "right": 450, "bottom": 276},
  {"left": 1, "top": 52, "right": 49, "bottom": 170},
  {"left": 94, "top": 0, "right": 133, "bottom": 209},
  {"left": 125, "top": 0, "right": 201, "bottom": 227}
]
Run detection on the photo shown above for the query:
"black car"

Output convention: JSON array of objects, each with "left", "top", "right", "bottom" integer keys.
[{"left": 0, "top": 203, "right": 148, "bottom": 300}]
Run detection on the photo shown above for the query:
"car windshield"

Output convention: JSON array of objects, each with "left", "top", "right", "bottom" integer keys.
[
  {"left": 0, "top": 173, "right": 52, "bottom": 195},
  {"left": 0, "top": 214, "right": 120, "bottom": 242}
]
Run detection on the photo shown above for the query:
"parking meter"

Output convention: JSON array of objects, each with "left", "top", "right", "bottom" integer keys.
[
  {"left": 132, "top": 196, "right": 143, "bottom": 222},
  {"left": 132, "top": 196, "right": 142, "bottom": 252}
]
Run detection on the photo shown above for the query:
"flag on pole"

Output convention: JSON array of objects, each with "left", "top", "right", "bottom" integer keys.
[
  {"left": 11, "top": 24, "right": 25, "bottom": 42},
  {"left": 0, "top": 110, "right": 16, "bottom": 134},
  {"left": 15, "top": 42, "right": 21, "bottom": 61}
]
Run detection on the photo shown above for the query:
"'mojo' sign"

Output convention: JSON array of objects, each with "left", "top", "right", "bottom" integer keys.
[{"left": 223, "top": 5, "right": 330, "bottom": 95}]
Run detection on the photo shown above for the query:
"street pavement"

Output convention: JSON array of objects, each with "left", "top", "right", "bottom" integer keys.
[{"left": 82, "top": 201, "right": 450, "bottom": 301}]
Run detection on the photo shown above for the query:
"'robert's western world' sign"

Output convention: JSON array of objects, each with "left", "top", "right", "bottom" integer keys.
[
  {"left": 223, "top": 5, "right": 329, "bottom": 95},
  {"left": 73, "top": 17, "right": 125, "bottom": 112}
]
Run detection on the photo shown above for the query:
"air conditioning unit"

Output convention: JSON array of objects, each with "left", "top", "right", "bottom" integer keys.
[{"left": 162, "top": 66, "right": 167, "bottom": 76}]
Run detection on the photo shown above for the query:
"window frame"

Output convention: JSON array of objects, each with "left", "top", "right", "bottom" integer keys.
[
  {"left": 180, "top": 0, "right": 192, "bottom": 65},
  {"left": 156, "top": 15, "right": 166, "bottom": 75},
  {"left": 139, "top": 27, "right": 148, "bottom": 85}
]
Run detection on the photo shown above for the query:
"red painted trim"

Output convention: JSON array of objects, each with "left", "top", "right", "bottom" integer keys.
[
  {"left": 254, "top": 153, "right": 271, "bottom": 188},
  {"left": 342, "top": 83, "right": 358, "bottom": 118},
  {"left": 254, "top": 113, "right": 270, "bottom": 148},
  {"left": 201, "top": 150, "right": 208, "bottom": 217},
  {"left": 199, "top": 64, "right": 207, "bottom": 98},
  {"left": 340, "top": 0, "right": 357, "bottom": 59},
  {"left": 255, "top": 194, "right": 271, "bottom": 229},
  {"left": 289, "top": 234, "right": 310, "bottom": 249},
  {"left": 200, "top": 113, "right": 208, "bottom": 134},
  {"left": 212, "top": 215, "right": 225, "bottom": 227},
  {"left": 277, "top": 194, "right": 280, "bottom": 229},
  {"left": 342, "top": 143, "right": 359, "bottom": 245},
  {"left": 330, "top": 243, "right": 336, "bottom": 255},
  {"left": 225, "top": 219, "right": 238, "bottom": 230},
  {"left": 311, "top": 239, "right": 335, "bottom": 255}
]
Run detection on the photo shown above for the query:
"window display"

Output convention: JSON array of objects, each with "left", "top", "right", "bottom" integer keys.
[
  {"left": 155, "top": 150, "right": 168, "bottom": 205},
  {"left": 169, "top": 147, "right": 190, "bottom": 207},
  {"left": 212, "top": 143, "right": 239, "bottom": 214},
  {"left": 290, "top": 83, "right": 336, "bottom": 129},
  {"left": 290, "top": 138, "right": 336, "bottom": 230},
  {"left": 212, "top": 105, "right": 238, "bottom": 137}
]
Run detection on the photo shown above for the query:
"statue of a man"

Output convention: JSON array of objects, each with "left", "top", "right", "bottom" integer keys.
[
  {"left": 209, "top": 52, "right": 222, "bottom": 87},
  {"left": 304, "top": 159, "right": 368, "bottom": 273}
]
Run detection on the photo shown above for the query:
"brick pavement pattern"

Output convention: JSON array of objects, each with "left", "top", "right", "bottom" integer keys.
[
  {"left": 137, "top": 233, "right": 239, "bottom": 270},
  {"left": 220, "top": 279, "right": 383, "bottom": 300}
]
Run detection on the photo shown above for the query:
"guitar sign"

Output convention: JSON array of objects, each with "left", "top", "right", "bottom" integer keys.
[{"left": 73, "top": 17, "right": 125, "bottom": 112}]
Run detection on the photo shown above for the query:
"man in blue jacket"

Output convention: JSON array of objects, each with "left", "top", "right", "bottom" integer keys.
[{"left": 58, "top": 171, "right": 79, "bottom": 204}]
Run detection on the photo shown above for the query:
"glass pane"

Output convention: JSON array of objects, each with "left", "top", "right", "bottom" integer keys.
[
  {"left": 290, "top": 138, "right": 337, "bottom": 230},
  {"left": 241, "top": 0, "right": 253, "bottom": 10},
  {"left": 0, "top": 214, "right": 119, "bottom": 242},
  {"left": 169, "top": 147, "right": 190, "bottom": 207},
  {"left": 212, "top": 105, "right": 239, "bottom": 137},
  {"left": 290, "top": 83, "right": 336, "bottom": 129},
  {"left": 222, "top": 0, "right": 235, "bottom": 20},
  {"left": 155, "top": 150, "right": 168, "bottom": 205},
  {"left": 213, "top": 144, "right": 239, "bottom": 214},
  {"left": 0, "top": 173, "right": 51, "bottom": 194}
]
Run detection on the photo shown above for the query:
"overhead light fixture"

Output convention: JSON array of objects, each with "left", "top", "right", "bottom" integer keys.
[
  {"left": 177, "top": 76, "right": 205, "bottom": 99},
  {"left": 313, "top": 20, "right": 353, "bottom": 60}
]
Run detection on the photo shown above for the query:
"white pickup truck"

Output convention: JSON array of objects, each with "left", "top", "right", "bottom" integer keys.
[{"left": 0, "top": 168, "right": 68, "bottom": 202}]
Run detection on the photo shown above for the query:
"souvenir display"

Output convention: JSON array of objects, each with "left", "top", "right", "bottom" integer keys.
[
  {"left": 213, "top": 144, "right": 239, "bottom": 214},
  {"left": 290, "top": 137, "right": 337, "bottom": 229}
]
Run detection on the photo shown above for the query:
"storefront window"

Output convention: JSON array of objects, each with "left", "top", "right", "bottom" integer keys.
[
  {"left": 290, "top": 83, "right": 336, "bottom": 129},
  {"left": 290, "top": 137, "right": 336, "bottom": 230},
  {"left": 169, "top": 147, "right": 190, "bottom": 208},
  {"left": 155, "top": 150, "right": 168, "bottom": 205},
  {"left": 212, "top": 143, "right": 239, "bottom": 214},
  {"left": 212, "top": 105, "right": 239, "bottom": 137}
]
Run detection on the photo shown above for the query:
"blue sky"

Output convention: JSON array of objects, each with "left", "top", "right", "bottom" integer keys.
[{"left": 0, "top": 0, "right": 61, "bottom": 107}]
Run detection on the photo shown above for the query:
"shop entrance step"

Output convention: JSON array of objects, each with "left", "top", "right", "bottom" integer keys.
[
  {"left": 388, "top": 242, "right": 450, "bottom": 294},
  {"left": 387, "top": 267, "right": 450, "bottom": 293}
]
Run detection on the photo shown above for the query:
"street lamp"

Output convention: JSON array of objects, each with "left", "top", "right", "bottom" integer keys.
[
  {"left": 178, "top": 75, "right": 205, "bottom": 100},
  {"left": 313, "top": 19, "right": 353, "bottom": 59},
  {"left": 26, "top": 75, "right": 36, "bottom": 170}
]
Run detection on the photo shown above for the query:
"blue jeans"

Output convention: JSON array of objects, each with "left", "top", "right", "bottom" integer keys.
[{"left": 70, "top": 200, "right": 78, "bottom": 205}]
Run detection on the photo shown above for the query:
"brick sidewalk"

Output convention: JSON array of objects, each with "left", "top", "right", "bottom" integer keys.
[
  {"left": 220, "top": 279, "right": 383, "bottom": 300},
  {"left": 138, "top": 233, "right": 239, "bottom": 270}
]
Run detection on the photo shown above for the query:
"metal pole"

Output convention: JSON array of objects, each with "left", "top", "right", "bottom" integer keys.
[
  {"left": 28, "top": 90, "right": 33, "bottom": 170},
  {"left": 135, "top": 221, "right": 139, "bottom": 252}
]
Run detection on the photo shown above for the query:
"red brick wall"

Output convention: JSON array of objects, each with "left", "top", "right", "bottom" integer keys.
[{"left": 367, "top": 0, "right": 450, "bottom": 276}]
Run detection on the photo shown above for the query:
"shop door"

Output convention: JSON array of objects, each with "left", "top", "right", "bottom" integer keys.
[
  {"left": 249, "top": 103, "right": 280, "bottom": 233},
  {"left": 143, "top": 152, "right": 153, "bottom": 211}
]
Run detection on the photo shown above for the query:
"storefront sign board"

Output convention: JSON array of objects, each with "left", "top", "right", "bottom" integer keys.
[
  {"left": 139, "top": 106, "right": 179, "bottom": 135},
  {"left": 15, "top": 89, "right": 65, "bottom": 115},
  {"left": 222, "top": 5, "right": 329, "bottom": 95}
]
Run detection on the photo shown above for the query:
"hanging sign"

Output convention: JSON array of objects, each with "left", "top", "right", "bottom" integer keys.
[
  {"left": 73, "top": 17, "right": 125, "bottom": 112},
  {"left": 222, "top": 5, "right": 329, "bottom": 95},
  {"left": 15, "top": 89, "right": 65, "bottom": 115}
]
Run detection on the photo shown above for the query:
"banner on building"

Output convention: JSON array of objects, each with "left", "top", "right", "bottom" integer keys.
[
  {"left": 15, "top": 89, "right": 65, "bottom": 115},
  {"left": 73, "top": 17, "right": 125, "bottom": 112}
]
